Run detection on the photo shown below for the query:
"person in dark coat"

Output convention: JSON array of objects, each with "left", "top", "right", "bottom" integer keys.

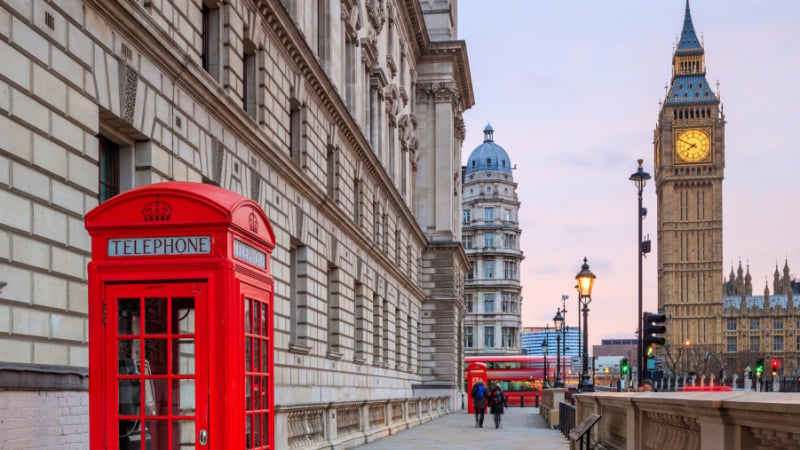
[
  {"left": 470, "top": 380, "right": 488, "bottom": 427},
  {"left": 488, "top": 384, "right": 509, "bottom": 428}
]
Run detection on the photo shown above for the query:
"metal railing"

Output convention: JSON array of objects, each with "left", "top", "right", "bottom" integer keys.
[{"left": 558, "top": 401, "right": 576, "bottom": 437}]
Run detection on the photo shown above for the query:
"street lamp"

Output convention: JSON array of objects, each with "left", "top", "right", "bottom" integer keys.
[
  {"left": 576, "top": 257, "right": 596, "bottom": 391},
  {"left": 541, "top": 327, "right": 549, "bottom": 388},
  {"left": 553, "top": 308, "right": 565, "bottom": 388},
  {"left": 629, "top": 159, "right": 651, "bottom": 382}
]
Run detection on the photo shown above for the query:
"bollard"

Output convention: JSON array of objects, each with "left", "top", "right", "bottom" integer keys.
[
  {"left": 535, "top": 393, "right": 539, "bottom": 408},
  {"left": 520, "top": 394, "right": 524, "bottom": 408}
]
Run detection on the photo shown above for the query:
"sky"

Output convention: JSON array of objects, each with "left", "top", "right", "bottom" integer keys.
[{"left": 457, "top": 1, "right": 800, "bottom": 348}]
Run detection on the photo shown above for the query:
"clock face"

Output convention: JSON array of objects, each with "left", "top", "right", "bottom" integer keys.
[{"left": 676, "top": 129, "right": 711, "bottom": 163}]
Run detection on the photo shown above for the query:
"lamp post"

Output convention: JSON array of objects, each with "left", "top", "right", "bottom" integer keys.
[
  {"left": 576, "top": 257, "right": 596, "bottom": 391},
  {"left": 629, "top": 159, "right": 651, "bottom": 382},
  {"left": 541, "top": 327, "right": 549, "bottom": 388},
  {"left": 553, "top": 308, "right": 564, "bottom": 388}
]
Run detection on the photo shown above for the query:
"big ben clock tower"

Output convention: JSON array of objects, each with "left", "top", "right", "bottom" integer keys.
[{"left": 654, "top": 1, "right": 725, "bottom": 355}]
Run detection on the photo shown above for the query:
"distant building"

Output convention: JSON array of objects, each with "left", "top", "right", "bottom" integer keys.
[
  {"left": 592, "top": 338, "right": 638, "bottom": 378},
  {"left": 462, "top": 125, "right": 523, "bottom": 356},
  {"left": 721, "top": 261, "right": 800, "bottom": 377},
  {"left": 592, "top": 338, "right": 638, "bottom": 358},
  {"left": 521, "top": 326, "right": 580, "bottom": 358}
]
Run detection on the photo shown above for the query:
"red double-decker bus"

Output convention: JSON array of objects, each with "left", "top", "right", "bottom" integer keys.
[{"left": 464, "top": 355, "right": 576, "bottom": 405}]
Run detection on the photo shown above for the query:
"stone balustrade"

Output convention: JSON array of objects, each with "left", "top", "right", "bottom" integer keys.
[
  {"left": 573, "top": 391, "right": 800, "bottom": 450},
  {"left": 539, "top": 388, "right": 565, "bottom": 428},
  {"left": 275, "top": 396, "right": 450, "bottom": 449}
]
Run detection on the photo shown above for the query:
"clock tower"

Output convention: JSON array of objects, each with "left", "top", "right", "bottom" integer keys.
[{"left": 654, "top": 1, "right": 725, "bottom": 355}]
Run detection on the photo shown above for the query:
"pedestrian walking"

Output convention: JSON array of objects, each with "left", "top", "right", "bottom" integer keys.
[
  {"left": 488, "top": 384, "right": 509, "bottom": 428},
  {"left": 470, "top": 379, "right": 488, "bottom": 427}
]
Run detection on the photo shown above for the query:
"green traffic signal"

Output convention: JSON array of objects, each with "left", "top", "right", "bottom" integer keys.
[{"left": 621, "top": 357, "right": 629, "bottom": 374}]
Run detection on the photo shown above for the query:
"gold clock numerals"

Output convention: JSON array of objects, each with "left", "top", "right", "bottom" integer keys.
[{"left": 676, "top": 129, "right": 711, "bottom": 163}]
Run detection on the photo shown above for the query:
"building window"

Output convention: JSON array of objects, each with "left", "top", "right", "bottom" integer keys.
[
  {"left": 484, "top": 207, "right": 494, "bottom": 222},
  {"left": 345, "top": 37, "right": 356, "bottom": 109},
  {"left": 242, "top": 40, "right": 257, "bottom": 118},
  {"left": 483, "top": 294, "right": 495, "bottom": 313},
  {"left": 749, "top": 336, "right": 760, "bottom": 352},
  {"left": 98, "top": 135, "right": 120, "bottom": 203},
  {"left": 502, "top": 292, "right": 515, "bottom": 313},
  {"left": 503, "top": 208, "right": 512, "bottom": 221},
  {"left": 726, "top": 318, "right": 736, "bottom": 331},
  {"left": 388, "top": 124, "right": 396, "bottom": 181},
  {"left": 503, "top": 261, "right": 517, "bottom": 280},
  {"left": 463, "top": 210, "right": 471, "bottom": 224},
  {"left": 483, "top": 261, "right": 495, "bottom": 279},
  {"left": 502, "top": 327, "right": 516, "bottom": 348},
  {"left": 201, "top": 1, "right": 220, "bottom": 81},
  {"left": 484, "top": 326, "right": 495, "bottom": 348},
  {"left": 465, "top": 326, "right": 474, "bottom": 348},
  {"left": 372, "top": 293, "right": 382, "bottom": 365},
  {"left": 773, "top": 318, "right": 783, "bottom": 330},
  {"left": 773, "top": 335, "right": 784, "bottom": 352},
  {"left": 373, "top": 201, "right": 381, "bottom": 243},
  {"left": 327, "top": 263, "right": 341, "bottom": 355},
  {"left": 289, "top": 239, "right": 308, "bottom": 347},
  {"left": 726, "top": 336, "right": 736, "bottom": 352},
  {"left": 462, "top": 235, "right": 473, "bottom": 249},
  {"left": 382, "top": 213, "right": 389, "bottom": 252},
  {"left": 353, "top": 178, "right": 361, "bottom": 225},
  {"left": 502, "top": 234, "right": 516, "bottom": 250},
  {"left": 464, "top": 294, "right": 473, "bottom": 313},
  {"left": 750, "top": 319, "right": 760, "bottom": 330},
  {"left": 484, "top": 232, "right": 495, "bottom": 249},
  {"left": 326, "top": 146, "right": 338, "bottom": 199},
  {"left": 316, "top": 0, "right": 329, "bottom": 72},
  {"left": 289, "top": 99, "right": 303, "bottom": 164}
]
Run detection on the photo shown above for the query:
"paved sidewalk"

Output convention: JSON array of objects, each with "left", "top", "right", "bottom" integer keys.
[{"left": 354, "top": 407, "right": 570, "bottom": 449}]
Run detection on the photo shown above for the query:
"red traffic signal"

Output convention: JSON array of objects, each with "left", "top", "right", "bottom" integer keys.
[{"left": 771, "top": 359, "right": 779, "bottom": 372}]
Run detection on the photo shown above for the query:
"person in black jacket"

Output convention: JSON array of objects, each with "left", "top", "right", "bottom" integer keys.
[
  {"left": 488, "top": 384, "right": 509, "bottom": 428},
  {"left": 470, "top": 380, "right": 488, "bottom": 427}
]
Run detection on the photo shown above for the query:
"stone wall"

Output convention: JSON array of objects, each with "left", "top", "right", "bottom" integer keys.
[
  {"left": 0, "top": 391, "right": 89, "bottom": 450},
  {"left": 574, "top": 391, "right": 800, "bottom": 450}
]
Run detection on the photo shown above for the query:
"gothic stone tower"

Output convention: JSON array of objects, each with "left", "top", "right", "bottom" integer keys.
[{"left": 655, "top": 1, "right": 725, "bottom": 354}]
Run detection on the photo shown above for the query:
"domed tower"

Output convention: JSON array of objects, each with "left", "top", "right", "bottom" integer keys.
[{"left": 462, "top": 124, "right": 523, "bottom": 356}]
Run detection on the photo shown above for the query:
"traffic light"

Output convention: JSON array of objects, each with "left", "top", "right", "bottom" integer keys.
[
  {"left": 620, "top": 358, "right": 629, "bottom": 375},
  {"left": 755, "top": 358, "right": 764, "bottom": 376},
  {"left": 771, "top": 359, "right": 779, "bottom": 376},
  {"left": 643, "top": 312, "right": 667, "bottom": 360}
]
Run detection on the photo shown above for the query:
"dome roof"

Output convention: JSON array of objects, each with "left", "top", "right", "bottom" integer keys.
[{"left": 465, "top": 124, "right": 512, "bottom": 175}]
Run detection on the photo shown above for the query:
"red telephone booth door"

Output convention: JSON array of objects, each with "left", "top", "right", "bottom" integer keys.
[
  {"left": 107, "top": 282, "right": 209, "bottom": 450},
  {"left": 466, "top": 362, "right": 488, "bottom": 414}
]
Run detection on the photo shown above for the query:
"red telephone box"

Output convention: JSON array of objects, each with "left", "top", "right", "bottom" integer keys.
[
  {"left": 466, "top": 362, "right": 488, "bottom": 413},
  {"left": 86, "top": 182, "right": 275, "bottom": 450}
]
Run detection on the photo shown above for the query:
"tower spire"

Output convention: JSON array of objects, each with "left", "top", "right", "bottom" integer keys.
[{"left": 678, "top": 0, "right": 702, "bottom": 52}]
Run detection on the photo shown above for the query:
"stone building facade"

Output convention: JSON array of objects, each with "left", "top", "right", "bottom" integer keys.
[
  {"left": 0, "top": 0, "right": 473, "bottom": 448},
  {"left": 654, "top": 2, "right": 725, "bottom": 357},
  {"left": 461, "top": 125, "right": 522, "bottom": 356},
  {"left": 721, "top": 261, "right": 800, "bottom": 377}
]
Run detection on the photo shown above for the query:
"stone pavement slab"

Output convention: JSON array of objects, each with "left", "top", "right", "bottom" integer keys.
[{"left": 354, "top": 407, "right": 570, "bottom": 450}]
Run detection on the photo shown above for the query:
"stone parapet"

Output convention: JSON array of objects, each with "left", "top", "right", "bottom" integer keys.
[
  {"left": 274, "top": 395, "right": 450, "bottom": 449},
  {"left": 539, "top": 388, "right": 565, "bottom": 429},
  {"left": 573, "top": 391, "right": 800, "bottom": 450}
]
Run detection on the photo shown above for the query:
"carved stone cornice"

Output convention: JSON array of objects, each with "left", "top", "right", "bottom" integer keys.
[
  {"left": 360, "top": 29, "right": 378, "bottom": 66},
  {"left": 454, "top": 116, "right": 465, "bottom": 142},
  {"left": 415, "top": 82, "right": 460, "bottom": 109},
  {"left": 420, "top": 40, "right": 475, "bottom": 111},
  {"left": 341, "top": 0, "right": 362, "bottom": 40},
  {"left": 366, "top": 0, "right": 386, "bottom": 34}
]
